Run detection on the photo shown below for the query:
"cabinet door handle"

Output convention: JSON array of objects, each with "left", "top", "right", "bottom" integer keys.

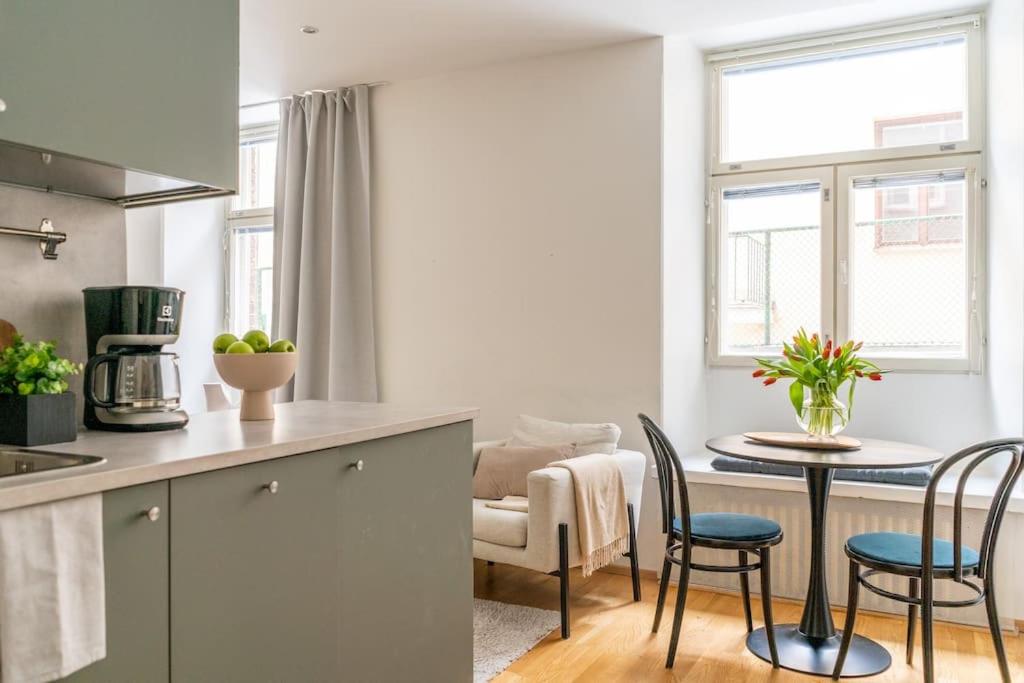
[
  {"left": 0, "top": 98, "right": 6, "bottom": 113},
  {"left": 142, "top": 506, "right": 160, "bottom": 522},
  {"left": 349, "top": 460, "right": 365, "bottom": 472},
  {"left": 263, "top": 480, "right": 280, "bottom": 494}
]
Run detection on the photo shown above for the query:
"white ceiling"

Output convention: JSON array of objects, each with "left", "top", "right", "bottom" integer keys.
[{"left": 240, "top": 0, "right": 981, "bottom": 105}]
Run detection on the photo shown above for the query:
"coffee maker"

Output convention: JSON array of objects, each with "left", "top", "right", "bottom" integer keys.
[{"left": 82, "top": 286, "right": 188, "bottom": 431}]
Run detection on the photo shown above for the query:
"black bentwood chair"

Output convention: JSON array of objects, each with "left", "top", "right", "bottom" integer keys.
[
  {"left": 832, "top": 438, "right": 1024, "bottom": 683},
  {"left": 639, "top": 414, "right": 784, "bottom": 669}
]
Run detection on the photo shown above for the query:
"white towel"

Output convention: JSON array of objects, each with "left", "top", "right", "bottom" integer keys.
[{"left": 0, "top": 494, "right": 106, "bottom": 683}]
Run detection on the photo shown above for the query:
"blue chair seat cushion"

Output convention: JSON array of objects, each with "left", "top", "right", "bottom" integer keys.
[
  {"left": 675, "top": 512, "right": 782, "bottom": 542},
  {"left": 710, "top": 455, "right": 933, "bottom": 487},
  {"left": 846, "top": 532, "right": 979, "bottom": 569}
]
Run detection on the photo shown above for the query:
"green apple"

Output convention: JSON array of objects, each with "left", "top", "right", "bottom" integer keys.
[
  {"left": 212, "top": 333, "right": 238, "bottom": 354},
  {"left": 242, "top": 329, "right": 271, "bottom": 353},
  {"left": 269, "top": 339, "right": 296, "bottom": 353},
  {"left": 225, "top": 340, "right": 255, "bottom": 354}
]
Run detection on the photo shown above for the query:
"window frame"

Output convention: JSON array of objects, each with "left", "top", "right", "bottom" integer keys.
[
  {"left": 707, "top": 14, "right": 984, "bottom": 176},
  {"left": 705, "top": 14, "right": 986, "bottom": 373},
  {"left": 835, "top": 154, "right": 983, "bottom": 373},
  {"left": 223, "top": 122, "right": 278, "bottom": 332},
  {"left": 708, "top": 167, "right": 835, "bottom": 366}
]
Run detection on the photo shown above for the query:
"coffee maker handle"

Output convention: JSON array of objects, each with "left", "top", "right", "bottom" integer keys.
[{"left": 83, "top": 353, "right": 119, "bottom": 409}]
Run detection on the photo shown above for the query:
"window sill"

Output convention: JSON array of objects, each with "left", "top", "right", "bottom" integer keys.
[{"left": 660, "top": 451, "right": 1024, "bottom": 514}]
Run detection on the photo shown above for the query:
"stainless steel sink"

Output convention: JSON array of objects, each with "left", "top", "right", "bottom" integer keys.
[{"left": 0, "top": 450, "right": 105, "bottom": 479}]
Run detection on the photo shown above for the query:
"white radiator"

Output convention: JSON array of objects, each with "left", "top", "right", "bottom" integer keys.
[{"left": 682, "top": 483, "right": 1005, "bottom": 628}]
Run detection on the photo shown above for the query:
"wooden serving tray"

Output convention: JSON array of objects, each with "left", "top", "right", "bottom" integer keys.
[{"left": 743, "top": 431, "right": 862, "bottom": 450}]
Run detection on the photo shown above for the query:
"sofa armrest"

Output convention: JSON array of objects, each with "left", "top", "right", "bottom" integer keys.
[
  {"left": 525, "top": 466, "right": 580, "bottom": 572},
  {"left": 472, "top": 438, "right": 508, "bottom": 473}
]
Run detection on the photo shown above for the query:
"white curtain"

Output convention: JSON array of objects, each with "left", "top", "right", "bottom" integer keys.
[{"left": 272, "top": 86, "right": 377, "bottom": 401}]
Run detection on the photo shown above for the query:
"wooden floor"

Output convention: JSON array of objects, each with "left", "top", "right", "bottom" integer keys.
[{"left": 474, "top": 560, "right": 1024, "bottom": 682}]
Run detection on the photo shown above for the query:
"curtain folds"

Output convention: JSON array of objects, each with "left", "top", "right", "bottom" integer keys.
[{"left": 272, "top": 86, "right": 377, "bottom": 402}]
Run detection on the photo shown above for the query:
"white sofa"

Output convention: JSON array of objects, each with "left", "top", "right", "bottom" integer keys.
[{"left": 472, "top": 439, "right": 647, "bottom": 638}]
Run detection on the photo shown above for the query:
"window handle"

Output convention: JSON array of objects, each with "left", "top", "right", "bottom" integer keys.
[{"left": 839, "top": 258, "right": 848, "bottom": 286}]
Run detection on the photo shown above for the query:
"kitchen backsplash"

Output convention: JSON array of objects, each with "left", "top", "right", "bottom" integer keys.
[{"left": 0, "top": 185, "right": 127, "bottom": 418}]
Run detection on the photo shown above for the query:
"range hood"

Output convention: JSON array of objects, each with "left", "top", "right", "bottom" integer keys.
[{"left": 0, "top": 139, "right": 234, "bottom": 208}]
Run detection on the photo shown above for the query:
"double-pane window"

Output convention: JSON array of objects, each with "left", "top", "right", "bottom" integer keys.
[{"left": 707, "top": 15, "right": 982, "bottom": 371}]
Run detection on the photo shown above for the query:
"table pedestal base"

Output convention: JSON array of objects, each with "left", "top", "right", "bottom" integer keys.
[{"left": 747, "top": 624, "right": 891, "bottom": 678}]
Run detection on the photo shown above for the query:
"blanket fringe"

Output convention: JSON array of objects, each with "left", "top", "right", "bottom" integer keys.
[{"left": 581, "top": 535, "right": 629, "bottom": 577}]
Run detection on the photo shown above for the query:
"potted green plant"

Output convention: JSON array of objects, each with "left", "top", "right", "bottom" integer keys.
[
  {"left": 753, "top": 328, "right": 886, "bottom": 438},
  {"left": 0, "top": 335, "right": 82, "bottom": 445}
]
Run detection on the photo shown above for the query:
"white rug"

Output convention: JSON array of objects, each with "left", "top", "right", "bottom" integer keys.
[{"left": 473, "top": 598, "right": 561, "bottom": 682}]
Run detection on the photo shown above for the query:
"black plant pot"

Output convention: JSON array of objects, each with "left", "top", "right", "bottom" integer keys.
[{"left": 0, "top": 392, "right": 78, "bottom": 446}]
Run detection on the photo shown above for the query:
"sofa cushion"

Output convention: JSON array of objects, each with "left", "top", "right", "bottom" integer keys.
[
  {"left": 846, "top": 532, "right": 979, "bottom": 569},
  {"left": 472, "top": 498, "right": 529, "bottom": 547},
  {"left": 710, "top": 455, "right": 933, "bottom": 487},
  {"left": 508, "top": 414, "right": 621, "bottom": 456},
  {"left": 472, "top": 444, "right": 576, "bottom": 499}
]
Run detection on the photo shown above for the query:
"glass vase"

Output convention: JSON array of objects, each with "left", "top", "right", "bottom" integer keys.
[{"left": 797, "top": 394, "right": 849, "bottom": 438}]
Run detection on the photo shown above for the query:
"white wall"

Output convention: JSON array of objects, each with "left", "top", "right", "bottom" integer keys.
[
  {"left": 125, "top": 199, "right": 226, "bottom": 415},
  {"left": 372, "top": 39, "right": 666, "bottom": 566},
  {"left": 985, "top": 0, "right": 1024, "bottom": 444},
  {"left": 125, "top": 206, "right": 163, "bottom": 285},
  {"left": 659, "top": 35, "right": 709, "bottom": 560}
]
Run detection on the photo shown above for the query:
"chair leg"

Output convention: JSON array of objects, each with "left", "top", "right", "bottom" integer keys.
[
  {"left": 738, "top": 550, "right": 753, "bottom": 633},
  {"left": 558, "top": 523, "right": 570, "bottom": 639},
  {"left": 653, "top": 553, "right": 672, "bottom": 633},
  {"left": 832, "top": 559, "right": 860, "bottom": 680},
  {"left": 984, "top": 579, "right": 1012, "bottom": 683},
  {"left": 921, "top": 576, "right": 934, "bottom": 683},
  {"left": 906, "top": 577, "right": 919, "bottom": 665},
  {"left": 627, "top": 503, "right": 641, "bottom": 602},
  {"left": 758, "top": 548, "right": 779, "bottom": 668},
  {"left": 666, "top": 555, "right": 690, "bottom": 668}
]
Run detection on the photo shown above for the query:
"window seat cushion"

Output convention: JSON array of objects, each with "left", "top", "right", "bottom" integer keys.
[{"left": 710, "top": 455, "right": 933, "bottom": 487}]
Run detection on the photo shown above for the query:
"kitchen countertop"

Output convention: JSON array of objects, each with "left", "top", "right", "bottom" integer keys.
[{"left": 0, "top": 400, "right": 478, "bottom": 512}]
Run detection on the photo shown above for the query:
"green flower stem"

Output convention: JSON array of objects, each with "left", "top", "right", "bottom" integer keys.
[{"left": 805, "top": 389, "right": 842, "bottom": 437}]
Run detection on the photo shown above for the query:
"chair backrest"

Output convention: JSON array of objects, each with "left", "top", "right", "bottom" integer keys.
[
  {"left": 922, "top": 438, "right": 1024, "bottom": 582},
  {"left": 638, "top": 413, "right": 691, "bottom": 546}
]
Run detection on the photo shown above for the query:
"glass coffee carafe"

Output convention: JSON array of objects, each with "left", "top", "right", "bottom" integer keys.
[{"left": 83, "top": 351, "right": 182, "bottom": 413}]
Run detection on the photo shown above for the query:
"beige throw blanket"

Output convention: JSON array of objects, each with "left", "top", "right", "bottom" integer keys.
[{"left": 550, "top": 454, "right": 629, "bottom": 577}]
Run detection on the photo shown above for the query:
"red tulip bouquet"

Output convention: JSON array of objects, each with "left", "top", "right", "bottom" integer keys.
[{"left": 752, "top": 328, "right": 886, "bottom": 438}]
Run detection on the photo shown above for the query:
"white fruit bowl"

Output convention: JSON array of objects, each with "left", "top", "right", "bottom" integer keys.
[{"left": 213, "top": 352, "right": 298, "bottom": 421}]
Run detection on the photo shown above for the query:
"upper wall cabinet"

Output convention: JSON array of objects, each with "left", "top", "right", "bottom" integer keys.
[{"left": 0, "top": 0, "right": 239, "bottom": 206}]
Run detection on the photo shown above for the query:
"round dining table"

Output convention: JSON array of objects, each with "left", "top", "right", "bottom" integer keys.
[{"left": 705, "top": 434, "right": 944, "bottom": 678}]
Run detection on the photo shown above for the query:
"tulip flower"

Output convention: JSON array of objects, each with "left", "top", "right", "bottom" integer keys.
[{"left": 754, "top": 328, "right": 887, "bottom": 436}]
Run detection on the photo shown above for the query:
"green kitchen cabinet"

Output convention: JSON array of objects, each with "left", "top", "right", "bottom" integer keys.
[
  {"left": 336, "top": 422, "right": 474, "bottom": 682},
  {"left": 0, "top": 0, "right": 238, "bottom": 196},
  {"left": 169, "top": 449, "right": 342, "bottom": 682},
  {"left": 64, "top": 481, "right": 170, "bottom": 683}
]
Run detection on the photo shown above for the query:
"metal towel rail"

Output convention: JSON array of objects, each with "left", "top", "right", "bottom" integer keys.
[{"left": 0, "top": 219, "right": 66, "bottom": 259}]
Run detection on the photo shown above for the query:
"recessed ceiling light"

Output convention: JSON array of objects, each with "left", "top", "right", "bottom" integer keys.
[{"left": 299, "top": 25, "right": 319, "bottom": 34}]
